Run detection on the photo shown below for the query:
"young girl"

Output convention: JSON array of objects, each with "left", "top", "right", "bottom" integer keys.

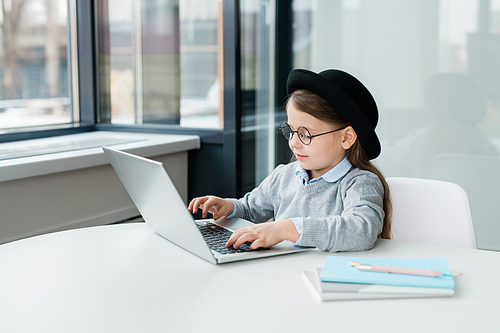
[{"left": 189, "top": 69, "right": 391, "bottom": 253}]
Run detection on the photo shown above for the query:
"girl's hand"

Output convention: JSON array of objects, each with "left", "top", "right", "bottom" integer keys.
[
  {"left": 188, "top": 196, "right": 234, "bottom": 220},
  {"left": 226, "top": 220, "right": 300, "bottom": 250}
]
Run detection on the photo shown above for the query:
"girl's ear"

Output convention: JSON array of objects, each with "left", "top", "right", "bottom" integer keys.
[{"left": 341, "top": 126, "right": 357, "bottom": 150}]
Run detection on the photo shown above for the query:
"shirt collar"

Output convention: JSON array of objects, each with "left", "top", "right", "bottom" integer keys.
[{"left": 295, "top": 157, "right": 352, "bottom": 185}]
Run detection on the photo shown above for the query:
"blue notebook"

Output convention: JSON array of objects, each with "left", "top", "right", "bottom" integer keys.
[{"left": 320, "top": 257, "right": 455, "bottom": 289}]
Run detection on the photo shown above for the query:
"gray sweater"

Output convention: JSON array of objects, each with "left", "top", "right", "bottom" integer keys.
[{"left": 231, "top": 161, "right": 385, "bottom": 252}]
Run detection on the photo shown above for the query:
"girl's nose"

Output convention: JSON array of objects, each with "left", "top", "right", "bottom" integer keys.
[{"left": 289, "top": 133, "right": 302, "bottom": 149}]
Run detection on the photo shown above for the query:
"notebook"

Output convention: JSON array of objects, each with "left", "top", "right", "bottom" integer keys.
[
  {"left": 102, "top": 146, "right": 310, "bottom": 264},
  {"left": 315, "top": 268, "right": 453, "bottom": 294},
  {"left": 303, "top": 268, "right": 454, "bottom": 301},
  {"left": 320, "top": 257, "right": 455, "bottom": 289}
]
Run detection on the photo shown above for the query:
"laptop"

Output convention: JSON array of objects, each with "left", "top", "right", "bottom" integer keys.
[{"left": 102, "top": 146, "right": 310, "bottom": 264}]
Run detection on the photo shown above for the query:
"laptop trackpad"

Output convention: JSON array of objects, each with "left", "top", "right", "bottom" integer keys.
[{"left": 212, "top": 217, "right": 255, "bottom": 231}]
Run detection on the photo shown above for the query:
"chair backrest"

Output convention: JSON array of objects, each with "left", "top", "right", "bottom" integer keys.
[
  {"left": 387, "top": 177, "right": 477, "bottom": 249},
  {"left": 425, "top": 153, "right": 500, "bottom": 251}
]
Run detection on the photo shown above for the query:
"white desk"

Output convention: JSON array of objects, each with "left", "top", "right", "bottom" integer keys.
[{"left": 1, "top": 223, "right": 499, "bottom": 333}]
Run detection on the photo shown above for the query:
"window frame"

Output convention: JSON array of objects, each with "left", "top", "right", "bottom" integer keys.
[
  {"left": 0, "top": 0, "right": 97, "bottom": 144},
  {"left": 95, "top": 0, "right": 242, "bottom": 197},
  {"left": 0, "top": 0, "right": 242, "bottom": 198}
]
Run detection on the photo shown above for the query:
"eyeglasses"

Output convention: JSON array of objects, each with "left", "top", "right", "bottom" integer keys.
[{"left": 279, "top": 122, "right": 347, "bottom": 145}]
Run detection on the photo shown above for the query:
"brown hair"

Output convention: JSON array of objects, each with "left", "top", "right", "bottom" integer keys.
[{"left": 287, "top": 89, "right": 392, "bottom": 239}]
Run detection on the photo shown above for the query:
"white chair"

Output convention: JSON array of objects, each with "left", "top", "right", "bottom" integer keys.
[{"left": 387, "top": 177, "right": 477, "bottom": 249}]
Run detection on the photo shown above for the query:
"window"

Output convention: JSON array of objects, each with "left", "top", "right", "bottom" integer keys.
[
  {"left": 289, "top": 0, "right": 500, "bottom": 250},
  {"left": 0, "top": 0, "right": 77, "bottom": 134},
  {"left": 0, "top": 0, "right": 240, "bottom": 201},
  {"left": 96, "top": 0, "right": 223, "bottom": 129}
]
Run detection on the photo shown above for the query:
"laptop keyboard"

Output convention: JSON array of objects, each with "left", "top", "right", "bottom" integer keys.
[{"left": 196, "top": 222, "right": 270, "bottom": 255}]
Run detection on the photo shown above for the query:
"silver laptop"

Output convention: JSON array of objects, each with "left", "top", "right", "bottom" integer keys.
[{"left": 102, "top": 146, "right": 310, "bottom": 264}]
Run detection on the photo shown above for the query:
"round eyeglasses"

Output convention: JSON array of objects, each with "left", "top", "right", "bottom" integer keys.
[{"left": 279, "top": 122, "right": 347, "bottom": 145}]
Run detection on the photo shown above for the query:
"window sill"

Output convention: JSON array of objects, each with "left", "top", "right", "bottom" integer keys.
[{"left": 0, "top": 131, "right": 200, "bottom": 182}]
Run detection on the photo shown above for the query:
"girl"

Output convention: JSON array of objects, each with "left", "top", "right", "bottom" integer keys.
[{"left": 188, "top": 69, "right": 391, "bottom": 253}]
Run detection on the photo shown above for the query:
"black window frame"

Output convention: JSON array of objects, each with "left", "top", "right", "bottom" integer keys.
[{"left": 0, "top": 0, "right": 243, "bottom": 200}]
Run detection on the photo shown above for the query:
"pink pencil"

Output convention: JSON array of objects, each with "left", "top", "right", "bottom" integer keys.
[{"left": 349, "top": 262, "right": 460, "bottom": 277}]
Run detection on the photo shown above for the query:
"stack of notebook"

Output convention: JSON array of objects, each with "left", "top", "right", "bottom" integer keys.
[{"left": 303, "top": 256, "right": 456, "bottom": 301}]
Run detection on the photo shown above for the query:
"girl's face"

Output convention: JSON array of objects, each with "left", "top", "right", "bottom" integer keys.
[{"left": 286, "top": 101, "right": 351, "bottom": 179}]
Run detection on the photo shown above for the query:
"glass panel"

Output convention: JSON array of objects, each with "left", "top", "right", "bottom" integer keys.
[
  {"left": 290, "top": 0, "right": 500, "bottom": 250},
  {"left": 97, "top": 0, "right": 223, "bottom": 128},
  {"left": 240, "top": 0, "right": 277, "bottom": 193},
  {"left": 0, "top": 0, "right": 74, "bottom": 133}
]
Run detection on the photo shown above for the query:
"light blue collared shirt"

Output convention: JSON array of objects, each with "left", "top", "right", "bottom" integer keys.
[
  {"left": 291, "top": 157, "right": 352, "bottom": 245},
  {"left": 294, "top": 156, "right": 353, "bottom": 185}
]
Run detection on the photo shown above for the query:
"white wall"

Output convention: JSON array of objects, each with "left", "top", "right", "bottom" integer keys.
[
  {"left": 0, "top": 132, "right": 199, "bottom": 244},
  {"left": 0, "top": 152, "right": 188, "bottom": 244}
]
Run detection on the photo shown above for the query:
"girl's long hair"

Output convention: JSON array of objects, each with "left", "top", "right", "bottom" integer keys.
[{"left": 287, "top": 89, "right": 392, "bottom": 239}]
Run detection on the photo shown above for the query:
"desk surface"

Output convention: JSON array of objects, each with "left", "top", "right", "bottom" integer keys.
[{"left": 1, "top": 223, "right": 499, "bottom": 333}]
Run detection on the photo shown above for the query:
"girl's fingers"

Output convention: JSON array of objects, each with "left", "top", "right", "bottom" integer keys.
[
  {"left": 188, "top": 197, "right": 209, "bottom": 214},
  {"left": 249, "top": 239, "right": 265, "bottom": 250},
  {"left": 212, "top": 210, "right": 224, "bottom": 221},
  {"left": 227, "top": 229, "right": 257, "bottom": 249},
  {"left": 189, "top": 197, "right": 232, "bottom": 221},
  {"left": 201, "top": 198, "right": 216, "bottom": 218},
  {"left": 226, "top": 229, "right": 244, "bottom": 248},
  {"left": 188, "top": 199, "right": 196, "bottom": 211},
  {"left": 227, "top": 223, "right": 283, "bottom": 249}
]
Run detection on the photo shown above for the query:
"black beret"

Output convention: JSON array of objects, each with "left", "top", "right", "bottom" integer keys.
[{"left": 286, "top": 69, "right": 381, "bottom": 160}]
